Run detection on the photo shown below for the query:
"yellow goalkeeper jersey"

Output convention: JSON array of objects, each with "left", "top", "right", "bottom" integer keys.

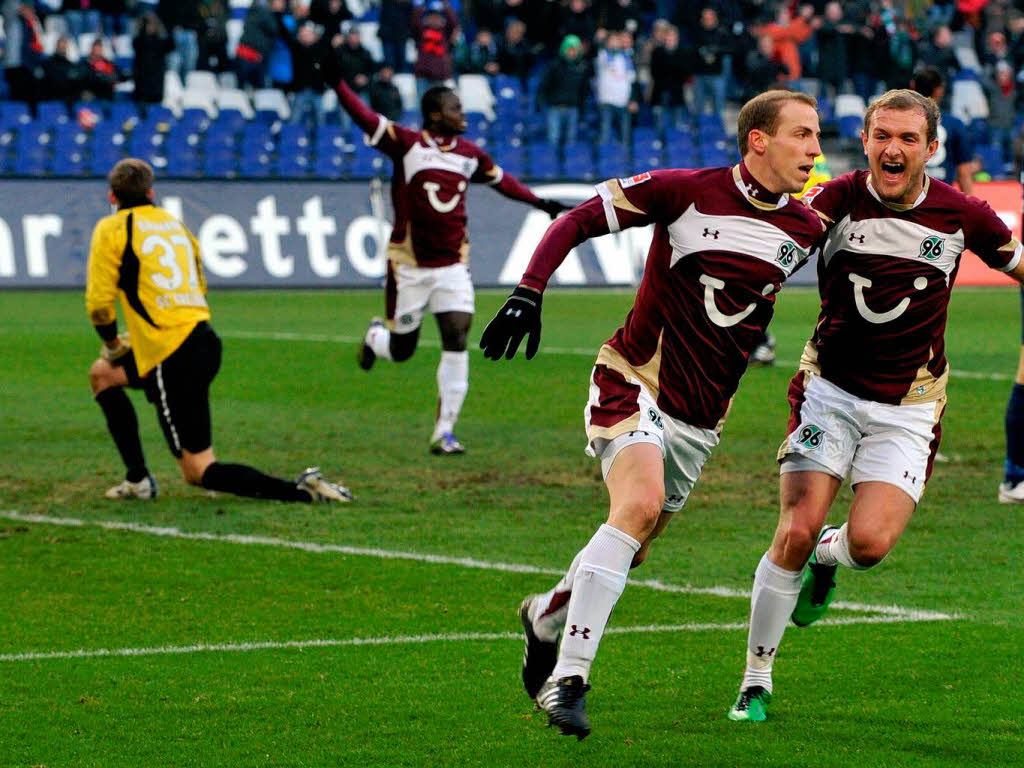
[{"left": 85, "top": 204, "right": 210, "bottom": 377}]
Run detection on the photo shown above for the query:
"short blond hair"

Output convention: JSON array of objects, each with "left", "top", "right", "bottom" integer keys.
[
  {"left": 108, "top": 158, "right": 154, "bottom": 205},
  {"left": 863, "top": 89, "right": 939, "bottom": 143},
  {"left": 736, "top": 90, "right": 818, "bottom": 156}
]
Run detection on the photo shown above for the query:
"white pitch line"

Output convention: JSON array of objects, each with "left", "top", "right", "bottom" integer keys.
[
  {"left": 0, "top": 613, "right": 949, "bottom": 664},
  {"left": 0, "top": 512, "right": 955, "bottom": 622},
  {"left": 217, "top": 330, "right": 1013, "bottom": 382}
]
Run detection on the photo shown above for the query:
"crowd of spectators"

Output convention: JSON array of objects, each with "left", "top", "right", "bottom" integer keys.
[{"left": 3, "top": 1, "right": 1024, "bottom": 165}]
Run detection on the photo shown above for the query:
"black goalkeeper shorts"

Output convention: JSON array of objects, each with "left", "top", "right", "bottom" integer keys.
[{"left": 144, "top": 322, "right": 222, "bottom": 458}]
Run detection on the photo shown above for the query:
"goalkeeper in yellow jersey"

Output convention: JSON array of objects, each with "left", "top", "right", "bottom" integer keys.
[{"left": 86, "top": 158, "right": 352, "bottom": 503}]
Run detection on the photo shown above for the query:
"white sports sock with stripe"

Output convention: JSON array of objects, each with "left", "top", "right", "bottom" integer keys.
[
  {"left": 433, "top": 350, "right": 468, "bottom": 439},
  {"left": 367, "top": 324, "right": 392, "bottom": 360},
  {"left": 550, "top": 524, "right": 640, "bottom": 683},
  {"left": 814, "top": 523, "right": 869, "bottom": 569},
  {"left": 741, "top": 553, "right": 802, "bottom": 693},
  {"left": 530, "top": 549, "right": 584, "bottom": 642}
]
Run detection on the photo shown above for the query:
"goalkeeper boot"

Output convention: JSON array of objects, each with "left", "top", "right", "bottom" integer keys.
[
  {"left": 791, "top": 525, "right": 840, "bottom": 627},
  {"left": 297, "top": 467, "right": 353, "bottom": 503},
  {"left": 357, "top": 318, "right": 386, "bottom": 371},
  {"left": 429, "top": 432, "right": 465, "bottom": 455},
  {"left": 519, "top": 595, "right": 561, "bottom": 700},
  {"left": 104, "top": 474, "right": 157, "bottom": 500},
  {"left": 998, "top": 479, "right": 1024, "bottom": 503},
  {"left": 727, "top": 686, "right": 771, "bottom": 722},
  {"left": 536, "top": 675, "right": 591, "bottom": 740}
]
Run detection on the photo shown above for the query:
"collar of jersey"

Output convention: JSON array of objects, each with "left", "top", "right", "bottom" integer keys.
[
  {"left": 865, "top": 173, "right": 930, "bottom": 211},
  {"left": 422, "top": 131, "right": 457, "bottom": 152},
  {"left": 733, "top": 164, "right": 789, "bottom": 211}
]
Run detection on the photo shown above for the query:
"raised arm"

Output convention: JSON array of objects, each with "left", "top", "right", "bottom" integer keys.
[{"left": 472, "top": 152, "right": 570, "bottom": 217}]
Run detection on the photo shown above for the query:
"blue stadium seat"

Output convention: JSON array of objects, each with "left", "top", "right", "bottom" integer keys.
[
  {"left": 526, "top": 143, "right": 559, "bottom": 180},
  {"left": 316, "top": 125, "right": 347, "bottom": 153},
  {"left": 349, "top": 152, "right": 389, "bottom": 177},
  {"left": 36, "top": 101, "right": 70, "bottom": 127},
  {"left": 563, "top": 149, "right": 594, "bottom": 180},
  {"left": 278, "top": 124, "right": 310, "bottom": 150},
  {"left": 491, "top": 143, "right": 524, "bottom": 176},
  {"left": 50, "top": 151, "right": 86, "bottom": 176},
  {"left": 976, "top": 143, "right": 1006, "bottom": 176},
  {"left": 109, "top": 102, "right": 140, "bottom": 128},
  {"left": 595, "top": 143, "right": 629, "bottom": 178},
  {"left": 178, "top": 108, "right": 210, "bottom": 132},
  {"left": 314, "top": 151, "right": 345, "bottom": 179},
  {"left": 275, "top": 152, "right": 311, "bottom": 178},
  {"left": 239, "top": 153, "right": 272, "bottom": 178},
  {"left": 838, "top": 115, "right": 861, "bottom": 140},
  {"left": 213, "top": 108, "right": 247, "bottom": 134},
  {"left": 13, "top": 153, "right": 46, "bottom": 175},
  {"left": 166, "top": 153, "right": 201, "bottom": 177},
  {"left": 0, "top": 101, "right": 31, "bottom": 131},
  {"left": 968, "top": 117, "right": 991, "bottom": 146},
  {"left": 203, "top": 152, "right": 237, "bottom": 178}
]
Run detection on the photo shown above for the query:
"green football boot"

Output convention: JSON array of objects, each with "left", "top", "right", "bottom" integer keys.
[
  {"left": 791, "top": 525, "right": 840, "bottom": 627},
  {"left": 727, "top": 686, "right": 772, "bottom": 722}
]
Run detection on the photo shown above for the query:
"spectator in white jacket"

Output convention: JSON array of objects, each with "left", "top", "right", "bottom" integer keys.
[{"left": 595, "top": 30, "right": 638, "bottom": 145}]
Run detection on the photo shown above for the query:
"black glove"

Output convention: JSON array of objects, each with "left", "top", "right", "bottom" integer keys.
[
  {"left": 480, "top": 286, "right": 543, "bottom": 360},
  {"left": 537, "top": 198, "right": 571, "bottom": 219}
]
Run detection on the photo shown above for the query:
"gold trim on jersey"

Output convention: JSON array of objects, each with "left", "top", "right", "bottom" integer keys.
[
  {"left": 865, "top": 173, "right": 930, "bottom": 211},
  {"left": 586, "top": 412, "right": 642, "bottom": 442},
  {"left": 387, "top": 223, "right": 417, "bottom": 266},
  {"left": 603, "top": 178, "right": 646, "bottom": 216},
  {"left": 797, "top": 340, "right": 822, "bottom": 375},
  {"left": 900, "top": 357, "right": 948, "bottom": 405},
  {"left": 595, "top": 335, "right": 663, "bottom": 405},
  {"left": 422, "top": 131, "right": 457, "bottom": 152}
]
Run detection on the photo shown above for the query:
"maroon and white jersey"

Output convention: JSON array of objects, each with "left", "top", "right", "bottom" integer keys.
[
  {"left": 522, "top": 164, "right": 824, "bottom": 429},
  {"left": 334, "top": 80, "right": 542, "bottom": 268},
  {"left": 802, "top": 171, "right": 1021, "bottom": 405},
  {"left": 369, "top": 120, "right": 504, "bottom": 267}
]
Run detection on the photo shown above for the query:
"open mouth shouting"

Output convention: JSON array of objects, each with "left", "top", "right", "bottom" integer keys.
[
  {"left": 797, "top": 162, "right": 814, "bottom": 178},
  {"left": 880, "top": 159, "right": 906, "bottom": 183}
]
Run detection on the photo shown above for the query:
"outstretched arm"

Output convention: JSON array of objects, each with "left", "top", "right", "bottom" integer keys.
[{"left": 480, "top": 195, "right": 638, "bottom": 360}]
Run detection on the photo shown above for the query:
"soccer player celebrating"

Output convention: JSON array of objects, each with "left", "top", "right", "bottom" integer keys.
[
  {"left": 87, "top": 159, "right": 352, "bottom": 504},
  {"left": 319, "top": 58, "right": 568, "bottom": 455},
  {"left": 480, "top": 90, "right": 825, "bottom": 739},
  {"left": 727, "top": 89, "right": 1024, "bottom": 722}
]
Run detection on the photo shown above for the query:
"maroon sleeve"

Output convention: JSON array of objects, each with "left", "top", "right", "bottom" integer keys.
[
  {"left": 469, "top": 147, "right": 543, "bottom": 206},
  {"left": 519, "top": 198, "right": 609, "bottom": 292},
  {"left": 963, "top": 196, "right": 1021, "bottom": 272},
  {"left": 335, "top": 78, "right": 413, "bottom": 157}
]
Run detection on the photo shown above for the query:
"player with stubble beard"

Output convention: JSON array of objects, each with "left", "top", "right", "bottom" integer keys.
[
  {"left": 727, "top": 89, "right": 1024, "bottom": 722},
  {"left": 480, "top": 90, "right": 825, "bottom": 740}
]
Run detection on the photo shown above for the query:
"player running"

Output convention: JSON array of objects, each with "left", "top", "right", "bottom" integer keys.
[
  {"left": 319, "top": 58, "right": 568, "bottom": 455},
  {"left": 727, "top": 89, "right": 1024, "bottom": 722},
  {"left": 87, "top": 159, "right": 352, "bottom": 504},
  {"left": 480, "top": 90, "right": 824, "bottom": 739}
]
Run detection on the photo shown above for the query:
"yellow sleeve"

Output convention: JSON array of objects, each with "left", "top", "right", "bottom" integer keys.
[{"left": 84, "top": 217, "right": 124, "bottom": 327}]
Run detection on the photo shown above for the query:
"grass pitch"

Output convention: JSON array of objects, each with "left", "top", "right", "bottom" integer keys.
[{"left": 1, "top": 287, "right": 1022, "bottom": 767}]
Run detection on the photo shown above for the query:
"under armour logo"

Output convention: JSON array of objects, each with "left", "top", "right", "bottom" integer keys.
[
  {"left": 745, "top": 182, "right": 758, "bottom": 197},
  {"left": 667, "top": 494, "right": 684, "bottom": 503},
  {"left": 507, "top": 308, "right": 521, "bottom": 318},
  {"left": 903, "top": 470, "right": 917, "bottom": 484},
  {"left": 754, "top": 645, "right": 776, "bottom": 658},
  {"left": 702, "top": 228, "right": 720, "bottom": 239},
  {"left": 848, "top": 233, "right": 865, "bottom": 244},
  {"left": 568, "top": 624, "right": 591, "bottom": 639}
]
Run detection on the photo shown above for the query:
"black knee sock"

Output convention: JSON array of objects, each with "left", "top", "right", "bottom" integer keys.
[
  {"left": 95, "top": 388, "right": 148, "bottom": 482},
  {"left": 200, "top": 462, "right": 312, "bottom": 502}
]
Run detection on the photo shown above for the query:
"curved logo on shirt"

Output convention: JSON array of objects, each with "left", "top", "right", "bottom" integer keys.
[
  {"left": 919, "top": 235, "right": 945, "bottom": 261},
  {"left": 776, "top": 240, "right": 798, "bottom": 267},
  {"left": 423, "top": 181, "right": 463, "bottom": 213},
  {"left": 698, "top": 274, "right": 757, "bottom": 328},
  {"left": 849, "top": 272, "right": 929, "bottom": 324}
]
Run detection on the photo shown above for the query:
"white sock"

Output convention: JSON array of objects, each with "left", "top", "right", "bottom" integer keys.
[
  {"left": 433, "top": 350, "right": 468, "bottom": 439},
  {"left": 550, "top": 524, "right": 640, "bottom": 683},
  {"left": 367, "top": 323, "right": 392, "bottom": 361},
  {"left": 530, "top": 550, "right": 584, "bottom": 642},
  {"left": 815, "top": 523, "right": 869, "bottom": 570},
  {"left": 741, "top": 553, "right": 802, "bottom": 694}
]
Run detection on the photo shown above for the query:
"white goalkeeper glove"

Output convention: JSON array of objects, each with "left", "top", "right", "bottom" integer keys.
[{"left": 100, "top": 332, "right": 132, "bottom": 365}]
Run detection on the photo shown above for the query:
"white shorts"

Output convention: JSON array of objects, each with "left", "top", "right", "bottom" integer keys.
[
  {"left": 778, "top": 373, "right": 945, "bottom": 503},
  {"left": 583, "top": 364, "right": 719, "bottom": 512},
  {"left": 390, "top": 261, "right": 474, "bottom": 334}
]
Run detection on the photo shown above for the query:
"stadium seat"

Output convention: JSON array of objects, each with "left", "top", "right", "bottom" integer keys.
[
  {"left": 835, "top": 94, "right": 866, "bottom": 119},
  {"left": 356, "top": 21, "right": 384, "bottom": 63},
  {"left": 13, "top": 153, "right": 47, "bottom": 175},
  {"left": 212, "top": 108, "right": 247, "bottom": 134},
  {"left": 185, "top": 70, "right": 219, "bottom": 96},
  {"left": 37, "top": 101, "right": 70, "bottom": 127},
  {"left": 314, "top": 151, "right": 346, "bottom": 179},
  {"left": 0, "top": 102, "right": 31, "bottom": 130},
  {"left": 216, "top": 88, "right": 254, "bottom": 119},
  {"left": 838, "top": 115, "right": 862, "bottom": 140},
  {"left": 275, "top": 151, "right": 311, "bottom": 178},
  {"left": 526, "top": 147, "right": 559, "bottom": 180},
  {"left": 976, "top": 143, "right": 1006, "bottom": 176},
  {"left": 458, "top": 75, "right": 496, "bottom": 121},
  {"left": 349, "top": 152, "right": 389, "bottom": 177},
  {"left": 597, "top": 148, "right": 630, "bottom": 179},
  {"left": 51, "top": 151, "right": 87, "bottom": 176},
  {"left": 162, "top": 70, "right": 184, "bottom": 113},
  {"left": 562, "top": 146, "right": 594, "bottom": 179},
  {"left": 278, "top": 124, "right": 310, "bottom": 150},
  {"left": 181, "top": 90, "right": 218, "bottom": 119},
  {"left": 239, "top": 152, "right": 273, "bottom": 178},
  {"left": 109, "top": 102, "right": 140, "bottom": 129},
  {"left": 951, "top": 79, "right": 989, "bottom": 123},
  {"left": 392, "top": 73, "right": 419, "bottom": 113},
  {"left": 203, "top": 152, "right": 237, "bottom": 179},
  {"left": 253, "top": 88, "right": 290, "bottom": 120}
]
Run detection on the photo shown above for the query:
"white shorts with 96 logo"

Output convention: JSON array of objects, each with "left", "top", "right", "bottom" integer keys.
[{"left": 778, "top": 373, "right": 945, "bottom": 503}]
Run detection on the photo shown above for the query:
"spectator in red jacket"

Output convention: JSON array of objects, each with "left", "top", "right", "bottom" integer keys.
[{"left": 412, "top": 0, "right": 459, "bottom": 97}]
